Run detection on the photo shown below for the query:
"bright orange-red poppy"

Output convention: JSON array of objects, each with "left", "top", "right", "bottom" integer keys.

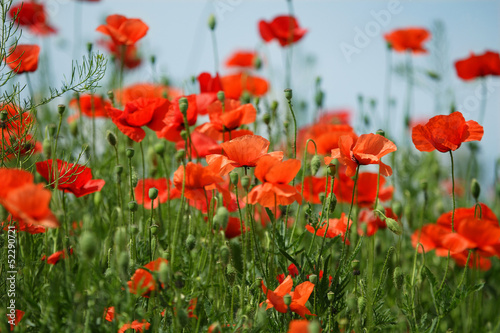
[
  {"left": 384, "top": 28, "right": 430, "bottom": 54},
  {"left": 0, "top": 168, "right": 58, "bottom": 228},
  {"left": 259, "top": 16, "right": 308, "bottom": 47},
  {"left": 220, "top": 72, "right": 269, "bottom": 100},
  {"left": 326, "top": 133, "right": 397, "bottom": 177},
  {"left": 103, "top": 307, "right": 115, "bottom": 322},
  {"left": 96, "top": 14, "right": 148, "bottom": 46},
  {"left": 287, "top": 320, "right": 320, "bottom": 333},
  {"left": 156, "top": 95, "right": 198, "bottom": 142},
  {"left": 175, "top": 130, "right": 221, "bottom": 159},
  {"left": 115, "top": 83, "right": 182, "bottom": 105},
  {"left": 128, "top": 258, "right": 168, "bottom": 297},
  {"left": 296, "top": 176, "right": 333, "bottom": 205},
  {"left": 2, "top": 215, "right": 46, "bottom": 234},
  {"left": 246, "top": 156, "right": 302, "bottom": 208},
  {"left": 334, "top": 171, "right": 393, "bottom": 207},
  {"left": 261, "top": 275, "right": 315, "bottom": 318},
  {"left": 7, "top": 309, "right": 24, "bottom": 331},
  {"left": 411, "top": 111, "right": 483, "bottom": 153},
  {"left": 134, "top": 178, "right": 180, "bottom": 209},
  {"left": 225, "top": 50, "right": 258, "bottom": 68},
  {"left": 197, "top": 72, "right": 222, "bottom": 115},
  {"left": 298, "top": 123, "right": 357, "bottom": 155},
  {"left": 173, "top": 162, "right": 224, "bottom": 202},
  {"left": 206, "top": 135, "right": 283, "bottom": 176},
  {"left": 107, "top": 97, "right": 170, "bottom": 142},
  {"left": 10, "top": 1, "right": 56, "bottom": 35},
  {"left": 305, "top": 213, "right": 352, "bottom": 244},
  {"left": 36, "top": 159, "right": 105, "bottom": 198},
  {"left": 118, "top": 319, "right": 151, "bottom": 333},
  {"left": 69, "top": 94, "right": 111, "bottom": 118},
  {"left": 455, "top": 50, "right": 500, "bottom": 80},
  {"left": 6, "top": 44, "right": 40, "bottom": 74}
]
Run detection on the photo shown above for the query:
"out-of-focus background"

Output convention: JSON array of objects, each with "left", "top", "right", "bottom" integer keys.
[{"left": 13, "top": 0, "right": 500, "bottom": 189}]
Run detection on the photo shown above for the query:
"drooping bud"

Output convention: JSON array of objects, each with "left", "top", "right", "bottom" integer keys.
[
  {"left": 131, "top": 167, "right": 138, "bottom": 187},
  {"left": 230, "top": 172, "right": 239, "bottom": 186},
  {"left": 393, "top": 267, "right": 404, "bottom": 290},
  {"left": 284, "top": 88, "right": 292, "bottom": 101},
  {"left": 106, "top": 130, "right": 117, "bottom": 147},
  {"left": 180, "top": 130, "right": 188, "bottom": 141},
  {"left": 114, "top": 227, "right": 127, "bottom": 250},
  {"left": 386, "top": 218, "right": 403, "bottom": 236},
  {"left": 262, "top": 113, "right": 271, "bottom": 125},
  {"left": 327, "top": 193, "right": 337, "bottom": 213},
  {"left": 471, "top": 178, "right": 480, "bottom": 200},
  {"left": 310, "top": 155, "right": 321, "bottom": 176}
]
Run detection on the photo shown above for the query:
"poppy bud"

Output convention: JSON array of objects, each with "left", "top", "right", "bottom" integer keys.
[
  {"left": 392, "top": 200, "right": 403, "bottom": 217},
  {"left": 158, "top": 261, "right": 169, "bottom": 284},
  {"left": 235, "top": 176, "right": 249, "bottom": 191},
  {"left": 254, "top": 97, "right": 260, "bottom": 106},
  {"left": 230, "top": 172, "right": 239, "bottom": 186},
  {"left": 241, "top": 91, "right": 251, "bottom": 104},
  {"left": 319, "top": 192, "right": 326, "bottom": 204},
  {"left": 57, "top": 104, "right": 66, "bottom": 115},
  {"left": 215, "top": 207, "right": 229, "bottom": 229},
  {"left": 283, "top": 294, "right": 292, "bottom": 306},
  {"left": 217, "top": 91, "right": 225, "bottom": 102},
  {"left": 351, "top": 259, "right": 359, "bottom": 269},
  {"left": 128, "top": 201, "right": 138, "bottom": 212},
  {"left": 154, "top": 142, "right": 165, "bottom": 157},
  {"left": 131, "top": 168, "right": 138, "bottom": 187},
  {"left": 208, "top": 14, "right": 216, "bottom": 30},
  {"left": 376, "top": 129, "right": 385, "bottom": 137},
  {"left": 263, "top": 113, "right": 271, "bottom": 125},
  {"left": 80, "top": 231, "right": 97, "bottom": 260},
  {"left": 327, "top": 163, "right": 337, "bottom": 176},
  {"left": 0, "top": 110, "right": 7, "bottom": 122},
  {"left": 283, "top": 120, "right": 289, "bottom": 130},
  {"left": 175, "top": 149, "right": 185, "bottom": 162},
  {"left": 148, "top": 187, "right": 159, "bottom": 200},
  {"left": 309, "top": 274, "right": 318, "bottom": 284},
  {"left": 126, "top": 148, "right": 135, "bottom": 158},
  {"left": 315, "top": 90, "right": 324, "bottom": 108},
  {"left": 327, "top": 291, "right": 335, "bottom": 302},
  {"left": 115, "top": 165, "right": 123, "bottom": 176},
  {"left": 179, "top": 97, "right": 188, "bottom": 115},
  {"left": 69, "top": 120, "right": 78, "bottom": 137},
  {"left": 254, "top": 56, "right": 262, "bottom": 70},
  {"left": 358, "top": 296, "right": 366, "bottom": 313},
  {"left": 114, "top": 227, "right": 127, "bottom": 250},
  {"left": 107, "top": 90, "right": 115, "bottom": 105},
  {"left": 118, "top": 252, "right": 129, "bottom": 275},
  {"left": 180, "top": 130, "right": 188, "bottom": 141},
  {"left": 106, "top": 130, "right": 117, "bottom": 147},
  {"left": 386, "top": 217, "right": 403, "bottom": 235},
  {"left": 310, "top": 155, "right": 321, "bottom": 176},
  {"left": 284, "top": 88, "right": 292, "bottom": 101},
  {"left": 42, "top": 139, "right": 51, "bottom": 158},
  {"left": 86, "top": 42, "right": 93, "bottom": 54},
  {"left": 94, "top": 192, "right": 102, "bottom": 206},
  {"left": 393, "top": 267, "right": 404, "bottom": 290},
  {"left": 220, "top": 245, "right": 230, "bottom": 265},
  {"left": 185, "top": 234, "right": 196, "bottom": 251},
  {"left": 471, "top": 178, "right": 480, "bottom": 200},
  {"left": 270, "top": 100, "right": 279, "bottom": 113},
  {"left": 47, "top": 124, "right": 56, "bottom": 138},
  {"left": 226, "top": 264, "right": 237, "bottom": 284},
  {"left": 150, "top": 224, "right": 158, "bottom": 235},
  {"left": 327, "top": 193, "right": 337, "bottom": 213}
]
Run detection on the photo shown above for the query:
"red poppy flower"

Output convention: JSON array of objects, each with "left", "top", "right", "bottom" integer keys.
[
  {"left": 259, "top": 15, "right": 308, "bottom": 47},
  {"left": 36, "top": 159, "right": 105, "bottom": 198},
  {"left": 296, "top": 176, "right": 333, "bottom": 205},
  {"left": 186, "top": 184, "right": 239, "bottom": 214},
  {"left": 0, "top": 168, "right": 58, "bottom": 228},
  {"left": 225, "top": 50, "right": 258, "bottom": 68},
  {"left": 173, "top": 162, "right": 224, "bottom": 202},
  {"left": 2, "top": 215, "right": 46, "bottom": 234},
  {"left": 288, "top": 263, "right": 299, "bottom": 277},
  {"left": 224, "top": 216, "right": 248, "bottom": 239},
  {"left": 206, "top": 135, "right": 283, "bottom": 176},
  {"left": 43, "top": 249, "right": 73, "bottom": 265},
  {"left": 116, "top": 83, "right": 183, "bottom": 105},
  {"left": 384, "top": 28, "right": 430, "bottom": 54},
  {"left": 96, "top": 14, "right": 148, "bottom": 46},
  {"left": 103, "top": 307, "right": 115, "bottom": 322},
  {"left": 246, "top": 156, "right": 302, "bottom": 208},
  {"left": 358, "top": 207, "right": 397, "bottom": 236},
  {"left": 135, "top": 178, "right": 180, "bottom": 209},
  {"left": 411, "top": 111, "right": 483, "bottom": 153},
  {"left": 220, "top": 72, "right": 269, "bottom": 100},
  {"left": 0, "top": 104, "right": 38, "bottom": 162},
  {"left": 5, "top": 44, "right": 40, "bottom": 74},
  {"left": 317, "top": 109, "right": 351, "bottom": 125},
  {"left": 287, "top": 319, "right": 318, "bottom": 333},
  {"left": 128, "top": 258, "right": 169, "bottom": 297},
  {"left": 7, "top": 309, "right": 24, "bottom": 331},
  {"left": 99, "top": 40, "right": 142, "bottom": 69},
  {"left": 334, "top": 171, "right": 393, "bottom": 207},
  {"left": 326, "top": 133, "right": 397, "bottom": 177},
  {"left": 107, "top": 97, "right": 170, "bottom": 142},
  {"left": 118, "top": 319, "right": 151, "bottom": 333},
  {"left": 298, "top": 123, "right": 357, "bottom": 155},
  {"left": 455, "top": 50, "right": 500, "bottom": 80},
  {"left": 305, "top": 213, "right": 352, "bottom": 244},
  {"left": 197, "top": 72, "right": 223, "bottom": 115},
  {"left": 261, "top": 275, "right": 315, "bottom": 318},
  {"left": 9, "top": 1, "right": 56, "bottom": 35},
  {"left": 175, "top": 130, "right": 221, "bottom": 159},
  {"left": 155, "top": 95, "right": 197, "bottom": 142},
  {"left": 69, "top": 94, "right": 111, "bottom": 118}
]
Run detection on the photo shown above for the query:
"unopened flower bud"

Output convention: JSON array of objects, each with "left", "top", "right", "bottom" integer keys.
[
  {"left": 241, "top": 176, "right": 250, "bottom": 190},
  {"left": 220, "top": 245, "right": 230, "bottom": 265},
  {"left": 179, "top": 97, "right": 188, "bottom": 114},
  {"left": 154, "top": 142, "right": 165, "bottom": 156},
  {"left": 230, "top": 172, "right": 239, "bottom": 186},
  {"left": 175, "top": 149, "right": 185, "bottom": 162},
  {"left": 241, "top": 91, "right": 251, "bottom": 104},
  {"left": 128, "top": 201, "right": 138, "bottom": 212},
  {"left": 215, "top": 207, "right": 229, "bottom": 229},
  {"left": 327, "top": 163, "right": 337, "bottom": 176},
  {"left": 180, "top": 130, "right": 188, "bottom": 141},
  {"left": 263, "top": 113, "right": 271, "bottom": 125},
  {"left": 376, "top": 129, "right": 385, "bottom": 137},
  {"left": 217, "top": 91, "right": 225, "bottom": 102},
  {"left": 126, "top": 148, "right": 135, "bottom": 158},
  {"left": 80, "top": 231, "right": 97, "bottom": 260},
  {"left": 327, "top": 193, "right": 337, "bottom": 213},
  {"left": 57, "top": 104, "right": 66, "bottom": 115},
  {"left": 254, "top": 56, "right": 262, "bottom": 70},
  {"left": 315, "top": 90, "right": 324, "bottom": 108},
  {"left": 158, "top": 261, "right": 169, "bottom": 284},
  {"left": 42, "top": 139, "right": 51, "bottom": 158},
  {"left": 94, "top": 192, "right": 102, "bottom": 206},
  {"left": 0, "top": 110, "right": 8, "bottom": 122},
  {"left": 393, "top": 267, "right": 404, "bottom": 290},
  {"left": 309, "top": 274, "right": 318, "bottom": 284},
  {"left": 386, "top": 218, "right": 403, "bottom": 235},
  {"left": 283, "top": 294, "right": 292, "bottom": 306},
  {"left": 310, "top": 155, "right": 321, "bottom": 176},
  {"left": 148, "top": 187, "right": 159, "bottom": 200},
  {"left": 471, "top": 178, "right": 480, "bottom": 200},
  {"left": 208, "top": 14, "right": 216, "bottom": 30},
  {"left": 327, "top": 291, "right": 335, "bottom": 302},
  {"left": 270, "top": 100, "right": 278, "bottom": 113},
  {"left": 106, "top": 130, "right": 117, "bottom": 147},
  {"left": 319, "top": 192, "right": 326, "bottom": 204},
  {"left": 185, "top": 234, "right": 196, "bottom": 251}
]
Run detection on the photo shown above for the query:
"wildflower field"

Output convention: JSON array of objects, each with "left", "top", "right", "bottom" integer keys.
[{"left": 1, "top": 0, "right": 500, "bottom": 332}]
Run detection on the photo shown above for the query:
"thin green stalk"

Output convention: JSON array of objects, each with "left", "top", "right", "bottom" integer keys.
[
  {"left": 340, "top": 165, "right": 360, "bottom": 263},
  {"left": 170, "top": 161, "right": 186, "bottom": 270}
]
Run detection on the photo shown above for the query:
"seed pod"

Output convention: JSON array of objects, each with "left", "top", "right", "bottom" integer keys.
[
  {"left": 128, "top": 201, "right": 138, "bottom": 212},
  {"left": 309, "top": 274, "right": 318, "bottom": 284},
  {"left": 57, "top": 104, "right": 66, "bottom": 115},
  {"left": 217, "top": 91, "right": 225, "bottom": 102},
  {"left": 376, "top": 129, "right": 385, "bottom": 137},
  {"left": 126, "top": 148, "right": 135, "bottom": 159},
  {"left": 284, "top": 88, "right": 292, "bottom": 100},
  {"left": 327, "top": 291, "right": 335, "bottom": 302},
  {"left": 148, "top": 187, "right": 159, "bottom": 200}
]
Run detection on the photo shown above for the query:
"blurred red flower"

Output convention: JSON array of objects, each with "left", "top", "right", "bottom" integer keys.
[
  {"left": 156, "top": 95, "right": 197, "bottom": 142},
  {"left": 411, "top": 111, "right": 483, "bottom": 153},
  {"left": 7, "top": 309, "right": 24, "bottom": 331},
  {"left": 128, "top": 258, "right": 168, "bottom": 297},
  {"left": 118, "top": 319, "right": 150, "bottom": 333},
  {"left": 36, "top": 159, "right": 105, "bottom": 198},
  {"left": 175, "top": 130, "right": 221, "bottom": 159},
  {"left": 298, "top": 123, "right": 357, "bottom": 156},
  {"left": 358, "top": 207, "right": 398, "bottom": 236},
  {"left": 0, "top": 103, "right": 39, "bottom": 162},
  {"left": 116, "top": 83, "right": 182, "bottom": 105},
  {"left": 259, "top": 15, "right": 308, "bottom": 47},
  {"left": 99, "top": 40, "right": 142, "bottom": 69},
  {"left": 9, "top": 1, "right": 56, "bottom": 35},
  {"left": 305, "top": 213, "right": 352, "bottom": 244},
  {"left": 5, "top": 44, "right": 40, "bottom": 73},
  {"left": 296, "top": 176, "right": 333, "bottom": 205},
  {"left": 2, "top": 215, "right": 46, "bottom": 234},
  {"left": 225, "top": 50, "right": 258, "bottom": 68},
  {"left": 288, "top": 319, "right": 319, "bottom": 333},
  {"left": 197, "top": 72, "right": 223, "bottom": 115},
  {"left": 69, "top": 94, "right": 111, "bottom": 118},
  {"left": 103, "top": 307, "right": 115, "bottom": 322},
  {"left": 173, "top": 162, "right": 224, "bottom": 202},
  {"left": 384, "top": 27, "right": 430, "bottom": 53},
  {"left": 96, "top": 14, "right": 148, "bottom": 46},
  {"left": 134, "top": 178, "right": 180, "bottom": 209},
  {"left": 334, "top": 171, "right": 393, "bottom": 207},
  {"left": 220, "top": 72, "right": 269, "bottom": 100},
  {"left": 455, "top": 50, "right": 500, "bottom": 80},
  {"left": 224, "top": 216, "right": 247, "bottom": 239},
  {"left": 43, "top": 248, "right": 73, "bottom": 265}
]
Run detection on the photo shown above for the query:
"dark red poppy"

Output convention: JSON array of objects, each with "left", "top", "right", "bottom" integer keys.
[
  {"left": 9, "top": 1, "right": 57, "bottom": 35},
  {"left": 134, "top": 178, "right": 180, "bottom": 209},
  {"left": 107, "top": 97, "right": 170, "bottom": 142},
  {"left": 384, "top": 28, "right": 430, "bottom": 54},
  {"left": 96, "top": 14, "right": 148, "bottom": 46},
  {"left": 225, "top": 50, "right": 258, "bottom": 68},
  {"left": 0, "top": 168, "right": 58, "bottom": 228},
  {"left": 455, "top": 51, "right": 500, "bottom": 80},
  {"left": 155, "top": 95, "right": 197, "bottom": 142},
  {"left": 128, "top": 258, "right": 168, "bottom": 297},
  {"left": 220, "top": 72, "right": 269, "bottom": 100},
  {"left": 412, "top": 111, "right": 483, "bottom": 153},
  {"left": 5, "top": 44, "right": 40, "bottom": 74},
  {"left": 36, "top": 159, "right": 105, "bottom": 198},
  {"left": 259, "top": 15, "right": 308, "bottom": 47},
  {"left": 69, "top": 94, "right": 111, "bottom": 118},
  {"left": 224, "top": 216, "right": 247, "bottom": 239}
]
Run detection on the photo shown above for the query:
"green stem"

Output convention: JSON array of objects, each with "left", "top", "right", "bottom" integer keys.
[{"left": 340, "top": 165, "right": 360, "bottom": 263}]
